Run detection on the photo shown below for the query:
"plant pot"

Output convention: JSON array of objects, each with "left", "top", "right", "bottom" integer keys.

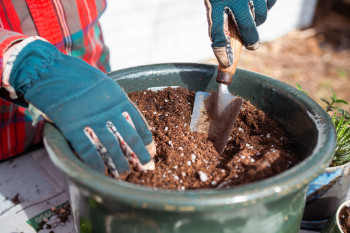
[
  {"left": 322, "top": 199, "right": 350, "bottom": 233},
  {"left": 302, "top": 161, "right": 350, "bottom": 230},
  {"left": 43, "top": 63, "right": 336, "bottom": 233}
]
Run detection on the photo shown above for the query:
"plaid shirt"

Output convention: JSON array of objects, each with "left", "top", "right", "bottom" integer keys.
[{"left": 0, "top": 0, "right": 110, "bottom": 160}]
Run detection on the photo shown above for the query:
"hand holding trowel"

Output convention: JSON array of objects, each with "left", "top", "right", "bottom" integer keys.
[{"left": 190, "top": 13, "right": 243, "bottom": 154}]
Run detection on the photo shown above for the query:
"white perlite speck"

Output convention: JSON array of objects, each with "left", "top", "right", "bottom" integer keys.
[
  {"left": 173, "top": 175, "right": 179, "bottom": 180},
  {"left": 191, "top": 154, "right": 196, "bottom": 161},
  {"left": 165, "top": 127, "right": 168, "bottom": 131},
  {"left": 198, "top": 171, "right": 208, "bottom": 182},
  {"left": 211, "top": 181, "right": 217, "bottom": 186},
  {"left": 187, "top": 161, "right": 191, "bottom": 166},
  {"left": 266, "top": 133, "right": 271, "bottom": 138},
  {"left": 238, "top": 127, "right": 244, "bottom": 132},
  {"left": 168, "top": 141, "right": 173, "bottom": 146},
  {"left": 179, "top": 147, "right": 183, "bottom": 150}
]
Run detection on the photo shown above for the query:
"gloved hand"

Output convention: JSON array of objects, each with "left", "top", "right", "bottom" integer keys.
[
  {"left": 8, "top": 40, "right": 155, "bottom": 177},
  {"left": 205, "top": 0, "right": 277, "bottom": 67}
]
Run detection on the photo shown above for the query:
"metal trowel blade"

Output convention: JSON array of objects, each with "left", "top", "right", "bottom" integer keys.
[{"left": 190, "top": 89, "right": 243, "bottom": 154}]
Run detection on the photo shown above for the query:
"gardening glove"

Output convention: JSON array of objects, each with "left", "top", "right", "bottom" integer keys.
[
  {"left": 205, "top": 0, "right": 277, "bottom": 67},
  {"left": 6, "top": 39, "right": 155, "bottom": 177}
]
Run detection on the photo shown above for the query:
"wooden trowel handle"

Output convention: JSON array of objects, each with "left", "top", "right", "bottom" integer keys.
[{"left": 216, "top": 19, "right": 243, "bottom": 85}]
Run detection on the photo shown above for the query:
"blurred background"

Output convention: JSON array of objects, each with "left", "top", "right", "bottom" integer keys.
[{"left": 100, "top": 0, "right": 350, "bottom": 109}]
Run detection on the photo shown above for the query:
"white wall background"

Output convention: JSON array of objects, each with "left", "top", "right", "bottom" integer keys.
[{"left": 99, "top": 0, "right": 318, "bottom": 71}]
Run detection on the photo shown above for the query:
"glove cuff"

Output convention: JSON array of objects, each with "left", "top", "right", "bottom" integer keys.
[
  {"left": 9, "top": 39, "right": 59, "bottom": 96},
  {"left": 3, "top": 37, "right": 49, "bottom": 101}
]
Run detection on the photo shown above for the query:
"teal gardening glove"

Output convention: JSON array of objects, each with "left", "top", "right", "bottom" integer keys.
[
  {"left": 9, "top": 40, "right": 155, "bottom": 177},
  {"left": 205, "top": 0, "right": 277, "bottom": 66}
]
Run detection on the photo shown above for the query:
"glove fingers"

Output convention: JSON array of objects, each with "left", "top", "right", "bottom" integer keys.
[
  {"left": 209, "top": 5, "right": 227, "bottom": 48},
  {"left": 71, "top": 129, "right": 107, "bottom": 173},
  {"left": 94, "top": 124, "right": 130, "bottom": 174},
  {"left": 229, "top": 3, "right": 260, "bottom": 50},
  {"left": 111, "top": 115, "right": 152, "bottom": 165},
  {"left": 266, "top": 0, "right": 277, "bottom": 10},
  {"left": 124, "top": 102, "right": 154, "bottom": 147},
  {"left": 251, "top": 0, "right": 268, "bottom": 26}
]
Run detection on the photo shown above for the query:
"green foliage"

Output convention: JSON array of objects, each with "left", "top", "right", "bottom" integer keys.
[
  {"left": 296, "top": 84, "right": 350, "bottom": 166},
  {"left": 296, "top": 83, "right": 308, "bottom": 95},
  {"left": 321, "top": 90, "right": 350, "bottom": 166},
  {"left": 321, "top": 90, "right": 350, "bottom": 118},
  {"left": 331, "top": 114, "right": 350, "bottom": 166}
]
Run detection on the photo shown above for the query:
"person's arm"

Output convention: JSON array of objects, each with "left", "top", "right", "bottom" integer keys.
[
  {"left": 1, "top": 33, "right": 155, "bottom": 177},
  {"left": 204, "top": 0, "right": 277, "bottom": 67}
]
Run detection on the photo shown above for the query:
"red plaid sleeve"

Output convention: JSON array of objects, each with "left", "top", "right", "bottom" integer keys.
[{"left": 0, "top": 30, "right": 44, "bottom": 160}]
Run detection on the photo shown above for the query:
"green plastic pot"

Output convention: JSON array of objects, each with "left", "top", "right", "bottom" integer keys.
[
  {"left": 322, "top": 199, "right": 350, "bottom": 233},
  {"left": 43, "top": 63, "right": 336, "bottom": 233}
]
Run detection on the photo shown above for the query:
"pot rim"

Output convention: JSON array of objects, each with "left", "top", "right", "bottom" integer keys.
[
  {"left": 336, "top": 199, "right": 350, "bottom": 232},
  {"left": 326, "top": 160, "right": 350, "bottom": 171},
  {"left": 43, "top": 63, "right": 337, "bottom": 211}
]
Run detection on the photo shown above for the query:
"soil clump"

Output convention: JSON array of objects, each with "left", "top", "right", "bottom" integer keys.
[
  {"left": 37, "top": 204, "right": 71, "bottom": 232},
  {"left": 339, "top": 205, "right": 350, "bottom": 233},
  {"left": 119, "top": 87, "right": 299, "bottom": 190}
]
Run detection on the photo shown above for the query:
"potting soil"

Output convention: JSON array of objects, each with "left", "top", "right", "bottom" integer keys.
[
  {"left": 339, "top": 206, "right": 350, "bottom": 233},
  {"left": 118, "top": 87, "right": 299, "bottom": 190}
]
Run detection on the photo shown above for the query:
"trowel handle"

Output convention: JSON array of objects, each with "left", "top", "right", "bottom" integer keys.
[{"left": 216, "top": 20, "right": 243, "bottom": 85}]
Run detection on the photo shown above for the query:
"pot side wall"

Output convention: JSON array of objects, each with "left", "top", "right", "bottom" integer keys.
[{"left": 69, "top": 179, "right": 308, "bottom": 233}]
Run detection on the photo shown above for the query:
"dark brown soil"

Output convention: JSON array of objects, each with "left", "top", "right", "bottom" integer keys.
[
  {"left": 6, "top": 193, "right": 20, "bottom": 205},
  {"left": 339, "top": 205, "right": 350, "bottom": 233},
  {"left": 37, "top": 204, "right": 71, "bottom": 232},
  {"left": 119, "top": 87, "right": 299, "bottom": 190}
]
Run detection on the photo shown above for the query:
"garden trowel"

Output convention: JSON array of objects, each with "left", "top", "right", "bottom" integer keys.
[{"left": 190, "top": 16, "right": 243, "bottom": 154}]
